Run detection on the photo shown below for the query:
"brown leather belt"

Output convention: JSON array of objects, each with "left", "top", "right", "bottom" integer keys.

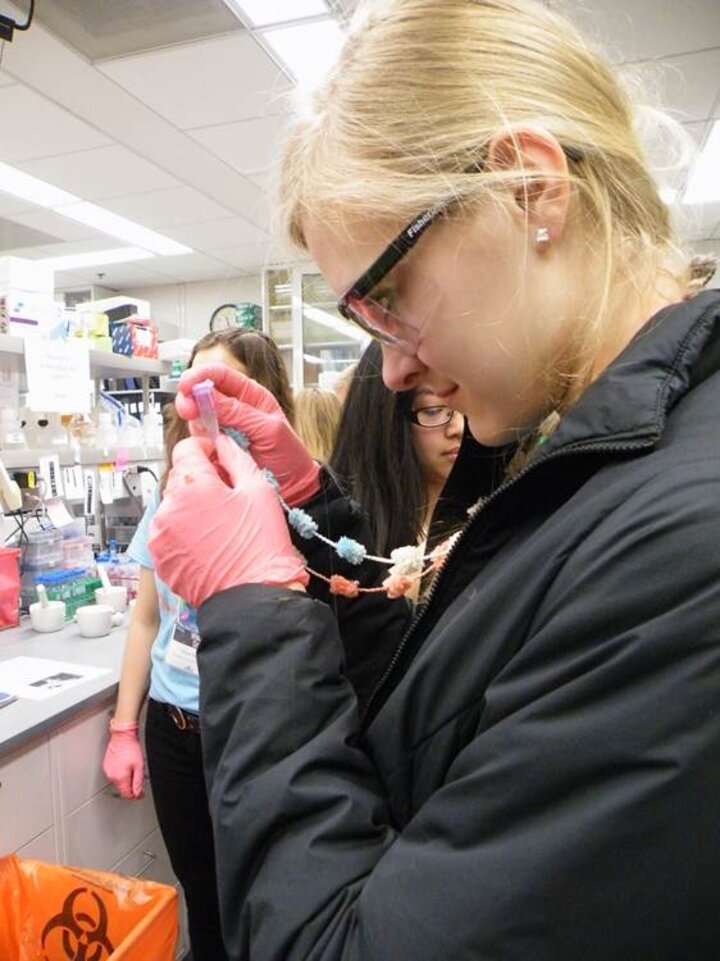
[{"left": 165, "top": 703, "right": 201, "bottom": 734}]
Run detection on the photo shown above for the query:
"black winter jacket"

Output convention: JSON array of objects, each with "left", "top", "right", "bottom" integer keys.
[{"left": 197, "top": 291, "right": 720, "bottom": 960}]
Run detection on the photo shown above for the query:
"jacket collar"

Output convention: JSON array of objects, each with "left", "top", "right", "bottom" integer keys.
[
  {"left": 531, "top": 290, "right": 720, "bottom": 459},
  {"left": 436, "top": 291, "right": 720, "bottom": 522}
]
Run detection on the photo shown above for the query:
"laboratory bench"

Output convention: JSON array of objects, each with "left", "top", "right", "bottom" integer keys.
[{"left": 0, "top": 615, "right": 189, "bottom": 957}]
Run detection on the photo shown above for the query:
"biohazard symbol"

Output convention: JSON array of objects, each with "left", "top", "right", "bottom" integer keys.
[{"left": 41, "top": 886, "right": 115, "bottom": 961}]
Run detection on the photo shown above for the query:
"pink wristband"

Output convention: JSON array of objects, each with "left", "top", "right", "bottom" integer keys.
[{"left": 109, "top": 718, "right": 139, "bottom": 733}]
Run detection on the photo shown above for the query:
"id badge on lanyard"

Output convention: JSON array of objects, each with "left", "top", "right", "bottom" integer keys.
[{"left": 164, "top": 602, "right": 201, "bottom": 676}]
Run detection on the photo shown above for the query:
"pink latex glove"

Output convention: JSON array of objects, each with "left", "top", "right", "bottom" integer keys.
[
  {"left": 102, "top": 720, "right": 145, "bottom": 800},
  {"left": 176, "top": 363, "right": 321, "bottom": 507},
  {"left": 148, "top": 434, "right": 309, "bottom": 609}
]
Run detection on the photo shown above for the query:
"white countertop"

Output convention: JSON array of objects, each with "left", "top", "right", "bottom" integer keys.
[{"left": 0, "top": 615, "right": 127, "bottom": 758}]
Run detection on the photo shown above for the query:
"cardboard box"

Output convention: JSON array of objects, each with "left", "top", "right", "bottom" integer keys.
[
  {"left": 110, "top": 321, "right": 132, "bottom": 355},
  {"left": 110, "top": 320, "right": 158, "bottom": 358}
]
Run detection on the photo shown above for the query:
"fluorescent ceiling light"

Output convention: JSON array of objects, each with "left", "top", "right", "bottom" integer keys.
[
  {"left": 232, "top": 0, "right": 328, "bottom": 27},
  {"left": 303, "top": 305, "right": 369, "bottom": 343},
  {"left": 682, "top": 120, "right": 720, "bottom": 206},
  {"left": 262, "top": 18, "right": 344, "bottom": 88},
  {"left": 0, "top": 159, "right": 193, "bottom": 256},
  {"left": 54, "top": 201, "right": 192, "bottom": 256},
  {"left": 39, "top": 247, "right": 155, "bottom": 271},
  {"left": 0, "top": 160, "right": 78, "bottom": 207}
]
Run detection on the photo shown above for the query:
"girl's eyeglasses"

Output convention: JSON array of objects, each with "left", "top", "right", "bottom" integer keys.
[
  {"left": 337, "top": 147, "right": 584, "bottom": 354},
  {"left": 338, "top": 198, "right": 447, "bottom": 355},
  {"left": 407, "top": 405, "right": 457, "bottom": 429}
]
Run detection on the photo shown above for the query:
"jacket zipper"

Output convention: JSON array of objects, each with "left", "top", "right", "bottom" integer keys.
[{"left": 359, "top": 436, "right": 655, "bottom": 731}]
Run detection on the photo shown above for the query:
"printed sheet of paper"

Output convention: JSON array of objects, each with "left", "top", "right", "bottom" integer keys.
[
  {"left": 0, "top": 656, "right": 110, "bottom": 701},
  {"left": 24, "top": 338, "right": 91, "bottom": 414}
]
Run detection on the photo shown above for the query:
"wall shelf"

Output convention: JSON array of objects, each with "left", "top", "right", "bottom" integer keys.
[
  {"left": 0, "top": 334, "right": 170, "bottom": 379},
  {"left": 0, "top": 446, "right": 164, "bottom": 470}
]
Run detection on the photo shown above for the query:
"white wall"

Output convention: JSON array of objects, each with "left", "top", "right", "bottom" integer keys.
[{"left": 118, "top": 274, "right": 263, "bottom": 341}]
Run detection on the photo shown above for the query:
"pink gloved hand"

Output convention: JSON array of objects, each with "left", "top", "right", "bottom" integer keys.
[
  {"left": 102, "top": 720, "right": 145, "bottom": 800},
  {"left": 148, "top": 434, "right": 309, "bottom": 609},
  {"left": 176, "top": 363, "right": 321, "bottom": 507}
]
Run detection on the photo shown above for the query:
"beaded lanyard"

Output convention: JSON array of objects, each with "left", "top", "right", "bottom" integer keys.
[{"left": 223, "top": 428, "right": 455, "bottom": 600}]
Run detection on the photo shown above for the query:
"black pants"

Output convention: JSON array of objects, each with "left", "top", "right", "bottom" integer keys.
[{"left": 145, "top": 698, "right": 229, "bottom": 961}]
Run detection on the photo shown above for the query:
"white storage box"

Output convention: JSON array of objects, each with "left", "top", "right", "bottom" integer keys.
[
  {"left": 91, "top": 295, "right": 151, "bottom": 320},
  {"left": 0, "top": 291, "right": 57, "bottom": 337},
  {"left": 0, "top": 256, "right": 54, "bottom": 296}
]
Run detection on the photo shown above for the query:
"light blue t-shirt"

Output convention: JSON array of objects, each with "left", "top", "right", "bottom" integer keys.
[{"left": 127, "top": 489, "right": 200, "bottom": 713}]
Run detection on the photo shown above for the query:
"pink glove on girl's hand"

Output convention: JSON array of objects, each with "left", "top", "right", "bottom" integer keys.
[
  {"left": 148, "top": 434, "right": 309, "bottom": 609},
  {"left": 102, "top": 720, "right": 145, "bottom": 800},
  {"left": 176, "top": 363, "right": 321, "bottom": 507}
]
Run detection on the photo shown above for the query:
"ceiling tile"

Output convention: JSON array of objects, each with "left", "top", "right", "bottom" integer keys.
[
  {"left": 144, "top": 252, "right": 244, "bottom": 283},
  {"left": 0, "top": 218, "right": 59, "bottom": 251},
  {"left": 565, "top": 0, "right": 720, "bottom": 63},
  {"left": 55, "top": 262, "right": 171, "bottom": 290},
  {"left": 101, "top": 186, "right": 235, "bottom": 228},
  {"left": 99, "top": 33, "right": 291, "bottom": 130},
  {"left": 19, "top": 238, "right": 144, "bottom": 259},
  {"left": 188, "top": 116, "right": 288, "bottom": 175},
  {"left": 210, "top": 243, "right": 273, "bottom": 271},
  {"left": 0, "top": 86, "right": 110, "bottom": 162},
  {"left": 19, "top": 146, "right": 180, "bottom": 201},
  {"left": 621, "top": 48, "right": 720, "bottom": 123},
  {"left": 675, "top": 202, "right": 720, "bottom": 242},
  {"left": 168, "top": 216, "right": 270, "bottom": 249},
  {"left": 36, "top": 0, "right": 242, "bottom": 61},
  {"left": 0, "top": 195, "right": 38, "bottom": 218},
  {"left": 7, "top": 209, "right": 102, "bottom": 242}
]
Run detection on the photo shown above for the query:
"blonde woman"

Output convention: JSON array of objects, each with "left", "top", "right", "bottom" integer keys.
[
  {"left": 149, "top": 1, "right": 720, "bottom": 957},
  {"left": 294, "top": 386, "right": 342, "bottom": 462}
]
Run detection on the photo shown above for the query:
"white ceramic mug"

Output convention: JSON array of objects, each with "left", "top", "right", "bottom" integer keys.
[
  {"left": 94, "top": 585, "right": 128, "bottom": 614},
  {"left": 29, "top": 600, "right": 66, "bottom": 633},
  {"left": 74, "top": 604, "right": 123, "bottom": 638}
]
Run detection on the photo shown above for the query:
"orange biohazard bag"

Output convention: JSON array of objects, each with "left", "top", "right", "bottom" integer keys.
[{"left": 0, "top": 855, "right": 178, "bottom": 961}]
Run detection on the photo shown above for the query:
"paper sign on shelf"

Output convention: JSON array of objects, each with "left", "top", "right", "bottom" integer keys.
[
  {"left": 83, "top": 469, "right": 96, "bottom": 516},
  {"left": 98, "top": 464, "right": 114, "bottom": 505},
  {"left": 62, "top": 465, "right": 84, "bottom": 501},
  {"left": 24, "top": 338, "right": 91, "bottom": 414},
  {"left": 38, "top": 454, "right": 63, "bottom": 499},
  {"left": 112, "top": 469, "right": 125, "bottom": 500}
]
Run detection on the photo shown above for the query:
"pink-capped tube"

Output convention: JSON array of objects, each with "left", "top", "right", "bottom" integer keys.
[{"left": 191, "top": 378, "right": 220, "bottom": 441}]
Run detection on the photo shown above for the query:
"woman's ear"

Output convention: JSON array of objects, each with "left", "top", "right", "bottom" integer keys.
[{"left": 486, "top": 127, "right": 572, "bottom": 245}]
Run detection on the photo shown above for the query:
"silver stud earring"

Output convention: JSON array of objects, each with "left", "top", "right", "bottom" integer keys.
[{"left": 535, "top": 227, "right": 551, "bottom": 247}]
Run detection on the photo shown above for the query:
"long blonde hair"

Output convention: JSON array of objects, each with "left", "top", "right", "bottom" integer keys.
[
  {"left": 294, "top": 386, "right": 342, "bottom": 462},
  {"left": 279, "top": 0, "right": 694, "bottom": 405}
]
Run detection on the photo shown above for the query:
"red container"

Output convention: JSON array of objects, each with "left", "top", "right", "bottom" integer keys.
[{"left": 0, "top": 547, "right": 20, "bottom": 630}]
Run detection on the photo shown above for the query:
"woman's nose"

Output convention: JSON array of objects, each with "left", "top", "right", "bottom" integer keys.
[
  {"left": 445, "top": 410, "right": 464, "bottom": 437},
  {"left": 380, "top": 344, "right": 425, "bottom": 392}
]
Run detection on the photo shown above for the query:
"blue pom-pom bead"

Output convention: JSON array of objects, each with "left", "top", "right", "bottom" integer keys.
[
  {"left": 335, "top": 537, "right": 367, "bottom": 566},
  {"left": 287, "top": 508, "right": 318, "bottom": 539}
]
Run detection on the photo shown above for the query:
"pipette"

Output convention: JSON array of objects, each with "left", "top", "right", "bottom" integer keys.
[{"left": 191, "top": 379, "right": 220, "bottom": 442}]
